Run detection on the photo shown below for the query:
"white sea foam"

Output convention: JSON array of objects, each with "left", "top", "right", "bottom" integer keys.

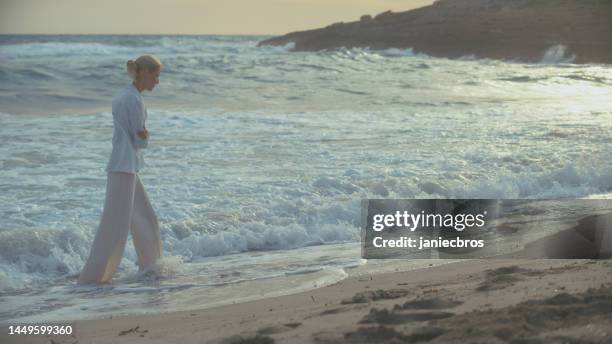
[{"left": 540, "top": 44, "right": 576, "bottom": 64}]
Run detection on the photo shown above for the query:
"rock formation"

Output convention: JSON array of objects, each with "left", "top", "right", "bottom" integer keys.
[{"left": 258, "top": 0, "right": 612, "bottom": 64}]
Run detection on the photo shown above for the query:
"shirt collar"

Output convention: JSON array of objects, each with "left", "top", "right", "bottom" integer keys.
[{"left": 129, "top": 83, "right": 142, "bottom": 97}]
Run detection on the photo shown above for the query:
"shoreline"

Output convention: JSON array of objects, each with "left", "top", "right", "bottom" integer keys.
[
  {"left": 0, "top": 248, "right": 457, "bottom": 325},
  {"left": 2, "top": 258, "right": 610, "bottom": 343}
]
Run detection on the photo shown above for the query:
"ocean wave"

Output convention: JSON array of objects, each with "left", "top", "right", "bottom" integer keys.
[
  {"left": 0, "top": 227, "right": 90, "bottom": 291},
  {"left": 0, "top": 67, "right": 58, "bottom": 84},
  {"left": 327, "top": 46, "right": 422, "bottom": 60},
  {"left": 539, "top": 44, "right": 576, "bottom": 64},
  {"left": 0, "top": 42, "right": 134, "bottom": 58},
  {"left": 451, "top": 164, "right": 612, "bottom": 199},
  {"left": 562, "top": 73, "right": 612, "bottom": 85},
  {"left": 0, "top": 162, "right": 610, "bottom": 293},
  {"left": 497, "top": 75, "right": 548, "bottom": 82}
]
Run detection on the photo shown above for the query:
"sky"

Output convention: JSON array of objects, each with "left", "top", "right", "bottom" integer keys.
[{"left": 0, "top": 0, "right": 435, "bottom": 35}]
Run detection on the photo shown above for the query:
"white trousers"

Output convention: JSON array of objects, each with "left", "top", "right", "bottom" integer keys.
[{"left": 77, "top": 172, "right": 162, "bottom": 284}]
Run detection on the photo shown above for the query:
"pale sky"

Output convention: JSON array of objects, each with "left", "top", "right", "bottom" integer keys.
[{"left": 0, "top": 0, "right": 434, "bottom": 35}]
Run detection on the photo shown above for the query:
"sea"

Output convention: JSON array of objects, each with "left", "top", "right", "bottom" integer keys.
[{"left": 0, "top": 35, "right": 611, "bottom": 324}]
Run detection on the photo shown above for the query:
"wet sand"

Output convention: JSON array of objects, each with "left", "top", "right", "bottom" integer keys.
[{"left": 2, "top": 257, "right": 611, "bottom": 344}]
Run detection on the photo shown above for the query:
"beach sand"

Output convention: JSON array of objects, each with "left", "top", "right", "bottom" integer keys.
[{"left": 2, "top": 258, "right": 611, "bottom": 344}]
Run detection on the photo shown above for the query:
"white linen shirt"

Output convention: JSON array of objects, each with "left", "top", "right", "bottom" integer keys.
[{"left": 106, "top": 83, "right": 149, "bottom": 173}]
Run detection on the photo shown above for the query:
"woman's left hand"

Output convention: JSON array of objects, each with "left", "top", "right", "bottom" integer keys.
[{"left": 137, "top": 128, "right": 149, "bottom": 139}]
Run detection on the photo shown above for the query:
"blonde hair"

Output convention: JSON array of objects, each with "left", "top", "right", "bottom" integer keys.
[{"left": 126, "top": 55, "right": 162, "bottom": 81}]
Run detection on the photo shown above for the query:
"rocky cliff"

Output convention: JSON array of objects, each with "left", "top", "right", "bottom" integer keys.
[{"left": 257, "top": 0, "right": 612, "bottom": 64}]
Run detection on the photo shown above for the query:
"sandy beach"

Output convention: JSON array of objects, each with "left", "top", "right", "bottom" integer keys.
[{"left": 2, "top": 257, "right": 611, "bottom": 344}]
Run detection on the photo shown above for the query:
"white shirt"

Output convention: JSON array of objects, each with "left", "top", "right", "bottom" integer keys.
[{"left": 106, "top": 83, "right": 149, "bottom": 173}]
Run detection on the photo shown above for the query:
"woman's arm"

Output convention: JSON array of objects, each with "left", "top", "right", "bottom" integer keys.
[{"left": 126, "top": 96, "right": 149, "bottom": 149}]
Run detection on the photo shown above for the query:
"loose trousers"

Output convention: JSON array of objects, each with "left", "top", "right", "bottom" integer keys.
[{"left": 77, "top": 172, "right": 162, "bottom": 284}]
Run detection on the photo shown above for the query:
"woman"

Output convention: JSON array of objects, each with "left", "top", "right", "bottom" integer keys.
[{"left": 78, "top": 55, "right": 163, "bottom": 284}]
